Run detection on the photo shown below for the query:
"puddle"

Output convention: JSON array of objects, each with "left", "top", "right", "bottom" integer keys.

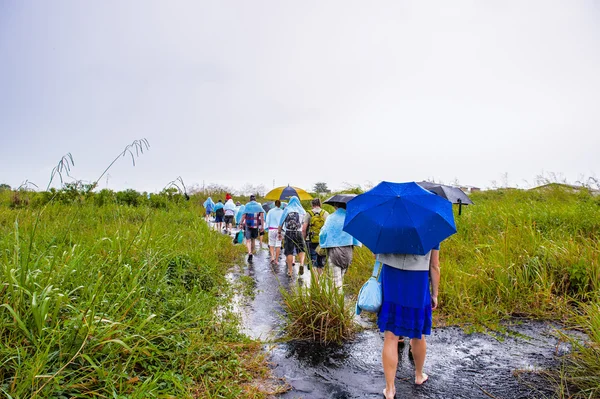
[{"left": 225, "top": 228, "right": 582, "bottom": 398}]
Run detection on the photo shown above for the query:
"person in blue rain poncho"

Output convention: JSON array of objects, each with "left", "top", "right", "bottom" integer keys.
[
  {"left": 240, "top": 195, "right": 265, "bottom": 263},
  {"left": 277, "top": 196, "right": 307, "bottom": 277},
  {"left": 235, "top": 203, "right": 245, "bottom": 227},
  {"left": 223, "top": 199, "right": 236, "bottom": 234},
  {"left": 319, "top": 205, "right": 361, "bottom": 289},
  {"left": 203, "top": 197, "right": 215, "bottom": 222},
  {"left": 213, "top": 200, "right": 225, "bottom": 232}
]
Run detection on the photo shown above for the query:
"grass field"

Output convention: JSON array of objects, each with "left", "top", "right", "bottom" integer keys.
[{"left": 0, "top": 192, "right": 275, "bottom": 398}]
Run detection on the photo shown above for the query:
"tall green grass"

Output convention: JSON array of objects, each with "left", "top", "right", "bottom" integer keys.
[
  {"left": 280, "top": 273, "right": 356, "bottom": 345},
  {"left": 0, "top": 199, "right": 272, "bottom": 398}
]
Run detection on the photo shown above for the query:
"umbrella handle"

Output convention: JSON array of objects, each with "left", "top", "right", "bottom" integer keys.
[{"left": 458, "top": 198, "right": 462, "bottom": 215}]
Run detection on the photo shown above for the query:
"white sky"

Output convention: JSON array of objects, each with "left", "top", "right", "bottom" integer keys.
[{"left": 1, "top": 1, "right": 599, "bottom": 193}]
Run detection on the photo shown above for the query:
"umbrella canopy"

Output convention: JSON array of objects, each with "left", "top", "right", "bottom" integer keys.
[
  {"left": 343, "top": 181, "right": 457, "bottom": 255},
  {"left": 262, "top": 202, "right": 274, "bottom": 214},
  {"left": 262, "top": 201, "right": 287, "bottom": 213},
  {"left": 324, "top": 194, "right": 357, "bottom": 209},
  {"left": 416, "top": 182, "right": 473, "bottom": 205},
  {"left": 265, "top": 185, "right": 313, "bottom": 201}
]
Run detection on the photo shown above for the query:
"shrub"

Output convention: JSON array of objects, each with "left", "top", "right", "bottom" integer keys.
[{"left": 280, "top": 273, "right": 356, "bottom": 344}]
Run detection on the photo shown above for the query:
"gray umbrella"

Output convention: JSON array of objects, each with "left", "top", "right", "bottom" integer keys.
[
  {"left": 417, "top": 182, "right": 474, "bottom": 215},
  {"left": 323, "top": 194, "right": 357, "bottom": 209},
  {"left": 262, "top": 201, "right": 287, "bottom": 213}
]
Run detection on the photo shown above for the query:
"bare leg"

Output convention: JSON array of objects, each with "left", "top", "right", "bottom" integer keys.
[
  {"left": 269, "top": 245, "right": 275, "bottom": 261},
  {"left": 275, "top": 246, "right": 281, "bottom": 261},
  {"left": 331, "top": 265, "right": 346, "bottom": 290},
  {"left": 286, "top": 254, "right": 293, "bottom": 275},
  {"left": 410, "top": 336, "right": 429, "bottom": 384},
  {"left": 298, "top": 251, "right": 306, "bottom": 267},
  {"left": 245, "top": 236, "right": 252, "bottom": 255},
  {"left": 382, "top": 331, "right": 399, "bottom": 398}
]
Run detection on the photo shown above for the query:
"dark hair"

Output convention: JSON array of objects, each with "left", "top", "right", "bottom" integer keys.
[
  {"left": 275, "top": 200, "right": 281, "bottom": 207},
  {"left": 250, "top": 194, "right": 256, "bottom": 201},
  {"left": 311, "top": 198, "right": 321, "bottom": 207}
]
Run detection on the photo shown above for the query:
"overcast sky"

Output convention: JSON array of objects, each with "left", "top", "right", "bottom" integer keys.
[{"left": 1, "top": 1, "right": 599, "bottom": 193}]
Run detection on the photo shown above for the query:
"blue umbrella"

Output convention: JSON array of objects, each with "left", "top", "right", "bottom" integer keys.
[{"left": 343, "top": 181, "right": 456, "bottom": 255}]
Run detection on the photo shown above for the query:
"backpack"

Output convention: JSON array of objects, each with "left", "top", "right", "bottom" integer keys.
[
  {"left": 307, "top": 209, "right": 326, "bottom": 244},
  {"left": 284, "top": 212, "right": 301, "bottom": 231},
  {"left": 215, "top": 207, "right": 225, "bottom": 217}
]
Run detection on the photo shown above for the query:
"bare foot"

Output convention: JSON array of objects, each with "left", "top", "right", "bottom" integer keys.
[
  {"left": 415, "top": 372, "right": 429, "bottom": 385},
  {"left": 383, "top": 388, "right": 395, "bottom": 399}
]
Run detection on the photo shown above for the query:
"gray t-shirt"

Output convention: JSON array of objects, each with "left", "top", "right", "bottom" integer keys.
[{"left": 377, "top": 251, "right": 432, "bottom": 271}]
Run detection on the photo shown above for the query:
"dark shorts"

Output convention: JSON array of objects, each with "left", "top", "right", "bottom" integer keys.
[
  {"left": 284, "top": 231, "right": 305, "bottom": 256},
  {"left": 224, "top": 215, "right": 234, "bottom": 224},
  {"left": 308, "top": 242, "right": 326, "bottom": 268},
  {"left": 215, "top": 215, "right": 224, "bottom": 223},
  {"left": 206, "top": 210, "right": 212, "bottom": 216},
  {"left": 245, "top": 227, "right": 259, "bottom": 240}
]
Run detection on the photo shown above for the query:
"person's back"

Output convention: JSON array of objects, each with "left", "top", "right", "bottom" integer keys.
[
  {"left": 277, "top": 196, "right": 307, "bottom": 277},
  {"left": 266, "top": 201, "right": 284, "bottom": 264},
  {"left": 306, "top": 207, "right": 328, "bottom": 244},
  {"left": 284, "top": 211, "right": 302, "bottom": 231},
  {"left": 266, "top": 207, "right": 284, "bottom": 229},
  {"left": 245, "top": 211, "right": 260, "bottom": 228},
  {"left": 303, "top": 199, "right": 329, "bottom": 273},
  {"left": 241, "top": 195, "right": 265, "bottom": 262}
]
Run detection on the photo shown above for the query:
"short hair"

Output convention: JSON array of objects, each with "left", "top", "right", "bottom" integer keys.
[
  {"left": 311, "top": 198, "right": 321, "bottom": 207},
  {"left": 250, "top": 194, "right": 256, "bottom": 201},
  {"left": 275, "top": 200, "right": 281, "bottom": 207}
]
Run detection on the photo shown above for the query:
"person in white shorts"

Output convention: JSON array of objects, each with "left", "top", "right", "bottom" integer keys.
[{"left": 265, "top": 200, "right": 284, "bottom": 264}]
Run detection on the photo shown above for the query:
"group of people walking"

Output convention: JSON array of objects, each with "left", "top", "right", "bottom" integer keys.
[
  {"left": 202, "top": 191, "right": 442, "bottom": 394},
  {"left": 206, "top": 194, "right": 357, "bottom": 288}
]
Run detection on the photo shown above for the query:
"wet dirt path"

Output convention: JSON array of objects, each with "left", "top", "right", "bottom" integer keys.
[{"left": 224, "top": 228, "right": 576, "bottom": 399}]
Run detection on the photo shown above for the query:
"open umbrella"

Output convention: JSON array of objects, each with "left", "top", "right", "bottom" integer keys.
[
  {"left": 343, "top": 181, "right": 456, "bottom": 255},
  {"left": 262, "top": 202, "right": 275, "bottom": 214},
  {"left": 417, "top": 182, "right": 473, "bottom": 215},
  {"left": 265, "top": 185, "right": 313, "bottom": 201},
  {"left": 324, "top": 194, "right": 357, "bottom": 209},
  {"left": 262, "top": 201, "right": 287, "bottom": 213}
]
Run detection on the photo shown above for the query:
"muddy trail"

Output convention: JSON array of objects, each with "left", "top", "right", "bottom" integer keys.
[{"left": 222, "top": 229, "right": 577, "bottom": 399}]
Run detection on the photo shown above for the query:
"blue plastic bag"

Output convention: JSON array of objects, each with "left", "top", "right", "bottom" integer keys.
[
  {"left": 232, "top": 230, "right": 244, "bottom": 244},
  {"left": 355, "top": 259, "right": 382, "bottom": 315}
]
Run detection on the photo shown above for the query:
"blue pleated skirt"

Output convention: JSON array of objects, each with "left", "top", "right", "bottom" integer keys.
[{"left": 377, "top": 264, "right": 432, "bottom": 339}]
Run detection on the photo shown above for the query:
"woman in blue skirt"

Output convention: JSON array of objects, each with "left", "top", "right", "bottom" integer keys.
[{"left": 377, "top": 244, "right": 440, "bottom": 398}]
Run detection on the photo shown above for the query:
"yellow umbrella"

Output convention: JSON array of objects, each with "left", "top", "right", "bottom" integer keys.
[{"left": 264, "top": 185, "right": 313, "bottom": 201}]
